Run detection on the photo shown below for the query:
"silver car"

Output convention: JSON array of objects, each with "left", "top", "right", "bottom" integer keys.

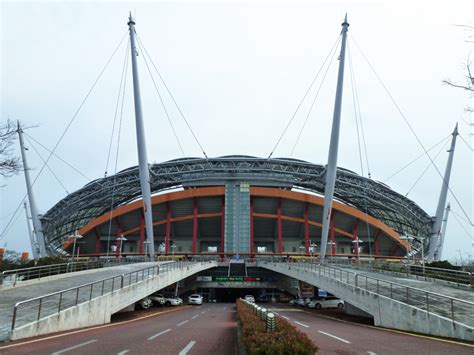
[
  {"left": 188, "top": 294, "right": 203, "bottom": 305},
  {"left": 307, "top": 298, "right": 344, "bottom": 310}
]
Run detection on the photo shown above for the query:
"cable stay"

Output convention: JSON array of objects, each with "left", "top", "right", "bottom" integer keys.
[
  {"left": 24, "top": 133, "right": 92, "bottom": 182},
  {"left": 105, "top": 38, "right": 131, "bottom": 178},
  {"left": 268, "top": 35, "right": 342, "bottom": 159},
  {"left": 290, "top": 36, "right": 340, "bottom": 157},
  {"left": 135, "top": 34, "right": 208, "bottom": 160},
  {"left": 459, "top": 133, "right": 473, "bottom": 152},
  {"left": 0, "top": 32, "right": 128, "bottom": 243},
  {"left": 382, "top": 134, "right": 451, "bottom": 183},
  {"left": 450, "top": 209, "right": 474, "bottom": 240},
  {"left": 135, "top": 38, "right": 185, "bottom": 157},
  {"left": 347, "top": 39, "right": 372, "bottom": 257},
  {"left": 24, "top": 134, "right": 69, "bottom": 194},
  {"left": 349, "top": 34, "right": 473, "bottom": 226},
  {"left": 405, "top": 139, "right": 449, "bottom": 196}
]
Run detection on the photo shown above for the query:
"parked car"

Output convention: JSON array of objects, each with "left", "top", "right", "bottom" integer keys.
[
  {"left": 148, "top": 293, "right": 166, "bottom": 306},
  {"left": 136, "top": 297, "right": 154, "bottom": 309},
  {"left": 244, "top": 295, "right": 255, "bottom": 303},
  {"left": 296, "top": 298, "right": 306, "bottom": 307},
  {"left": 307, "top": 297, "right": 345, "bottom": 310},
  {"left": 289, "top": 298, "right": 298, "bottom": 306},
  {"left": 188, "top": 294, "right": 203, "bottom": 305}
]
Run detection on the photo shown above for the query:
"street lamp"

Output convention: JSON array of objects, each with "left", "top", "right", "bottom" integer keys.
[
  {"left": 400, "top": 234, "right": 425, "bottom": 274},
  {"left": 116, "top": 235, "right": 127, "bottom": 259},
  {"left": 69, "top": 231, "right": 83, "bottom": 264},
  {"left": 310, "top": 241, "right": 318, "bottom": 259},
  {"left": 170, "top": 243, "right": 177, "bottom": 257}
]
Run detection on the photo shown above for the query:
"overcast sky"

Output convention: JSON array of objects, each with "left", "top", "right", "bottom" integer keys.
[{"left": 1, "top": 0, "right": 472, "bottom": 262}]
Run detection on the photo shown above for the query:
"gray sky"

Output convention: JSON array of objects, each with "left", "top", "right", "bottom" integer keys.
[{"left": 1, "top": 0, "right": 472, "bottom": 262}]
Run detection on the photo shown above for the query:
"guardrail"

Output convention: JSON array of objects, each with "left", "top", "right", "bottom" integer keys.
[
  {"left": 10, "top": 261, "right": 199, "bottom": 331},
  {"left": 262, "top": 260, "right": 474, "bottom": 328}
]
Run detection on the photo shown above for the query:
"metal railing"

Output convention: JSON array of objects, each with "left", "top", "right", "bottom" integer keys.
[
  {"left": 326, "top": 258, "right": 473, "bottom": 287},
  {"left": 262, "top": 260, "right": 474, "bottom": 327},
  {"left": 1, "top": 261, "right": 103, "bottom": 286},
  {"left": 10, "top": 261, "right": 201, "bottom": 331}
]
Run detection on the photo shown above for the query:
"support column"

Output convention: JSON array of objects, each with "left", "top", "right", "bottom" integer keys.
[
  {"left": 250, "top": 197, "right": 254, "bottom": 256},
  {"left": 221, "top": 197, "right": 225, "bottom": 253},
  {"left": 165, "top": 203, "right": 171, "bottom": 254},
  {"left": 94, "top": 229, "right": 101, "bottom": 255},
  {"left": 192, "top": 198, "right": 198, "bottom": 254},
  {"left": 391, "top": 244, "right": 400, "bottom": 256},
  {"left": 277, "top": 198, "right": 282, "bottom": 255},
  {"left": 304, "top": 203, "right": 309, "bottom": 255},
  {"left": 352, "top": 219, "right": 359, "bottom": 257},
  {"left": 374, "top": 229, "right": 381, "bottom": 257},
  {"left": 330, "top": 217, "right": 336, "bottom": 256},
  {"left": 138, "top": 211, "right": 145, "bottom": 254},
  {"left": 116, "top": 219, "right": 122, "bottom": 257}
]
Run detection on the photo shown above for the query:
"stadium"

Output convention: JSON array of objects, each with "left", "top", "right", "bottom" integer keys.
[{"left": 40, "top": 156, "right": 433, "bottom": 258}]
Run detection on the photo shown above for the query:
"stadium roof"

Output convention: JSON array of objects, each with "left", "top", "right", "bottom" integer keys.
[{"left": 42, "top": 156, "right": 433, "bottom": 253}]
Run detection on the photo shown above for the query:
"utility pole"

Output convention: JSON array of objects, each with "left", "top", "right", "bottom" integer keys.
[
  {"left": 128, "top": 13, "right": 155, "bottom": 259},
  {"left": 320, "top": 15, "right": 349, "bottom": 263},
  {"left": 23, "top": 202, "right": 40, "bottom": 259},
  {"left": 17, "top": 122, "right": 47, "bottom": 257},
  {"left": 428, "top": 124, "right": 458, "bottom": 260}
]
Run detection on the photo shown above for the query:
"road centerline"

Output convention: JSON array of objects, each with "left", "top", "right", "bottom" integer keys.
[
  {"left": 318, "top": 330, "right": 351, "bottom": 344},
  {"left": 191, "top": 314, "right": 199, "bottom": 319},
  {"left": 179, "top": 340, "right": 196, "bottom": 355},
  {"left": 177, "top": 320, "right": 189, "bottom": 327},
  {"left": 117, "top": 350, "right": 129, "bottom": 355},
  {"left": 51, "top": 339, "right": 98, "bottom": 355},
  {"left": 294, "top": 321, "right": 309, "bottom": 328},
  {"left": 148, "top": 328, "right": 171, "bottom": 340}
]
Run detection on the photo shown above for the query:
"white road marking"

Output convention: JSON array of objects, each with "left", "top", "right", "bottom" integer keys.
[
  {"left": 281, "top": 315, "right": 290, "bottom": 320},
  {"left": 293, "top": 321, "right": 309, "bottom": 328},
  {"left": 318, "top": 331, "right": 351, "bottom": 344},
  {"left": 191, "top": 314, "right": 199, "bottom": 319},
  {"left": 117, "top": 350, "right": 130, "bottom": 355},
  {"left": 367, "top": 352, "right": 378, "bottom": 355},
  {"left": 223, "top": 306, "right": 227, "bottom": 310},
  {"left": 148, "top": 328, "right": 171, "bottom": 340},
  {"left": 200, "top": 311, "right": 206, "bottom": 314},
  {"left": 51, "top": 339, "right": 97, "bottom": 355},
  {"left": 177, "top": 320, "right": 189, "bottom": 326},
  {"left": 179, "top": 340, "right": 196, "bottom": 355}
]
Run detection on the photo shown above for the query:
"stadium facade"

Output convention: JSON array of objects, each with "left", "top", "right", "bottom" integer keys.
[{"left": 40, "top": 156, "right": 433, "bottom": 258}]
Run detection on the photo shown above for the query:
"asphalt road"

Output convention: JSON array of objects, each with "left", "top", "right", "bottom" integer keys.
[
  {"left": 1, "top": 302, "right": 472, "bottom": 355},
  {"left": 0, "top": 304, "right": 237, "bottom": 355},
  {"left": 265, "top": 304, "right": 474, "bottom": 355}
]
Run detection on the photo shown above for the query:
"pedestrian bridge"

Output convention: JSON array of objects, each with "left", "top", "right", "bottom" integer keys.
[
  {"left": 0, "top": 260, "right": 216, "bottom": 341},
  {"left": 259, "top": 261, "right": 474, "bottom": 341}
]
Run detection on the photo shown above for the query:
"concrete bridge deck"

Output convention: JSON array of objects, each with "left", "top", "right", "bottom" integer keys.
[{"left": 259, "top": 261, "right": 474, "bottom": 341}]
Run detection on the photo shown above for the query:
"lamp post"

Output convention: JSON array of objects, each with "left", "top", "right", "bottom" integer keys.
[
  {"left": 400, "top": 234, "right": 425, "bottom": 274},
  {"left": 116, "top": 235, "right": 127, "bottom": 259},
  {"left": 170, "top": 243, "right": 177, "bottom": 257},
  {"left": 310, "top": 241, "right": 318, "bottom": 260},
  {"left": 69, "top": 231, "right": 83, "bottom": 265}
]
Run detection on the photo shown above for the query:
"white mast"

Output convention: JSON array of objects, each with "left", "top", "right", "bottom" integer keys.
[
  {"left": 320, "top": 15, "right": 349, "bottom": 263},
  {"left": 435, "top": 203, "right": 451, "bottom": 260},
  {"left": 17, "top": 121, "right": 47, "bottom": 257},
  {"left": 127, "top": 13, "right": 155, "bottom": 258},
  {"left": 428, "top": 124, "right": 458, "bottom": 260},
  {"left": 23, "top": 201, "right": 40, "bottom": 259}
]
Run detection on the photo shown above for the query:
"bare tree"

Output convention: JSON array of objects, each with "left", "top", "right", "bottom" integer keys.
[{"left": 0, "top": 119, "right": 21, "bottom": 177}]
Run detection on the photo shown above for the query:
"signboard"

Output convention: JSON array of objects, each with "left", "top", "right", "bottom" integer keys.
[
  {"left": 318, "top": 289, "right": 328, "bottom": 297},
  {"left": 299, "top": 281, "right": 314, "bottom": 298},
  {"left": 196, "top": 276, "right": 212, "bottom": 282},
  {"left": 213, "top": 276, "right": 261, "bottom": 282}
]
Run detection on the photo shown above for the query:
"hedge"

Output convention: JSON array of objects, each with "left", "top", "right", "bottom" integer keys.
[{"left": 236, "top": 299, "right": 317, "bottom": 355}]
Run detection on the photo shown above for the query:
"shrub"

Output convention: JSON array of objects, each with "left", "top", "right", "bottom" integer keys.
[{"left": 236, "top": 299, "right": 317, "bottom": 354}]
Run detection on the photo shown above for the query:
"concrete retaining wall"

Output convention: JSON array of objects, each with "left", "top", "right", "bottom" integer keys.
[
  {"left": 260, "top": 262, "right": 474, "bottom": 341},
  {"left": 10, "top": 262, "right": 216, "bottom": 341}
]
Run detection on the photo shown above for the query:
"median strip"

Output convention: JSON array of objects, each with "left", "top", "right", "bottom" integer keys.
[
  {"left": 318, "top": 330, "right": 351, "bottom": 344},
  {"left": 148, "top": 328, "right": 171, "bottom": 340}
]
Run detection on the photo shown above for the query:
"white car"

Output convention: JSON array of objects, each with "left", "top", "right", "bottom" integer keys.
[
  {"left": 244, "top": 295, "right": 255, "bottom": 303},
  {"left": 188, "top": 294, "right": 203, "bottom": 305},
  {"left": 307, "top": 298, "right": 344, "bottom": 310},
  {"left": 148, "top": 293, "right": 166, "bottom": 306}
]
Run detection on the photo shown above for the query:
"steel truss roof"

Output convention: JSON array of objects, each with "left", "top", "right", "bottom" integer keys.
[{"left": 42, "top": 156, "right": 433, "bottom": 254}]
